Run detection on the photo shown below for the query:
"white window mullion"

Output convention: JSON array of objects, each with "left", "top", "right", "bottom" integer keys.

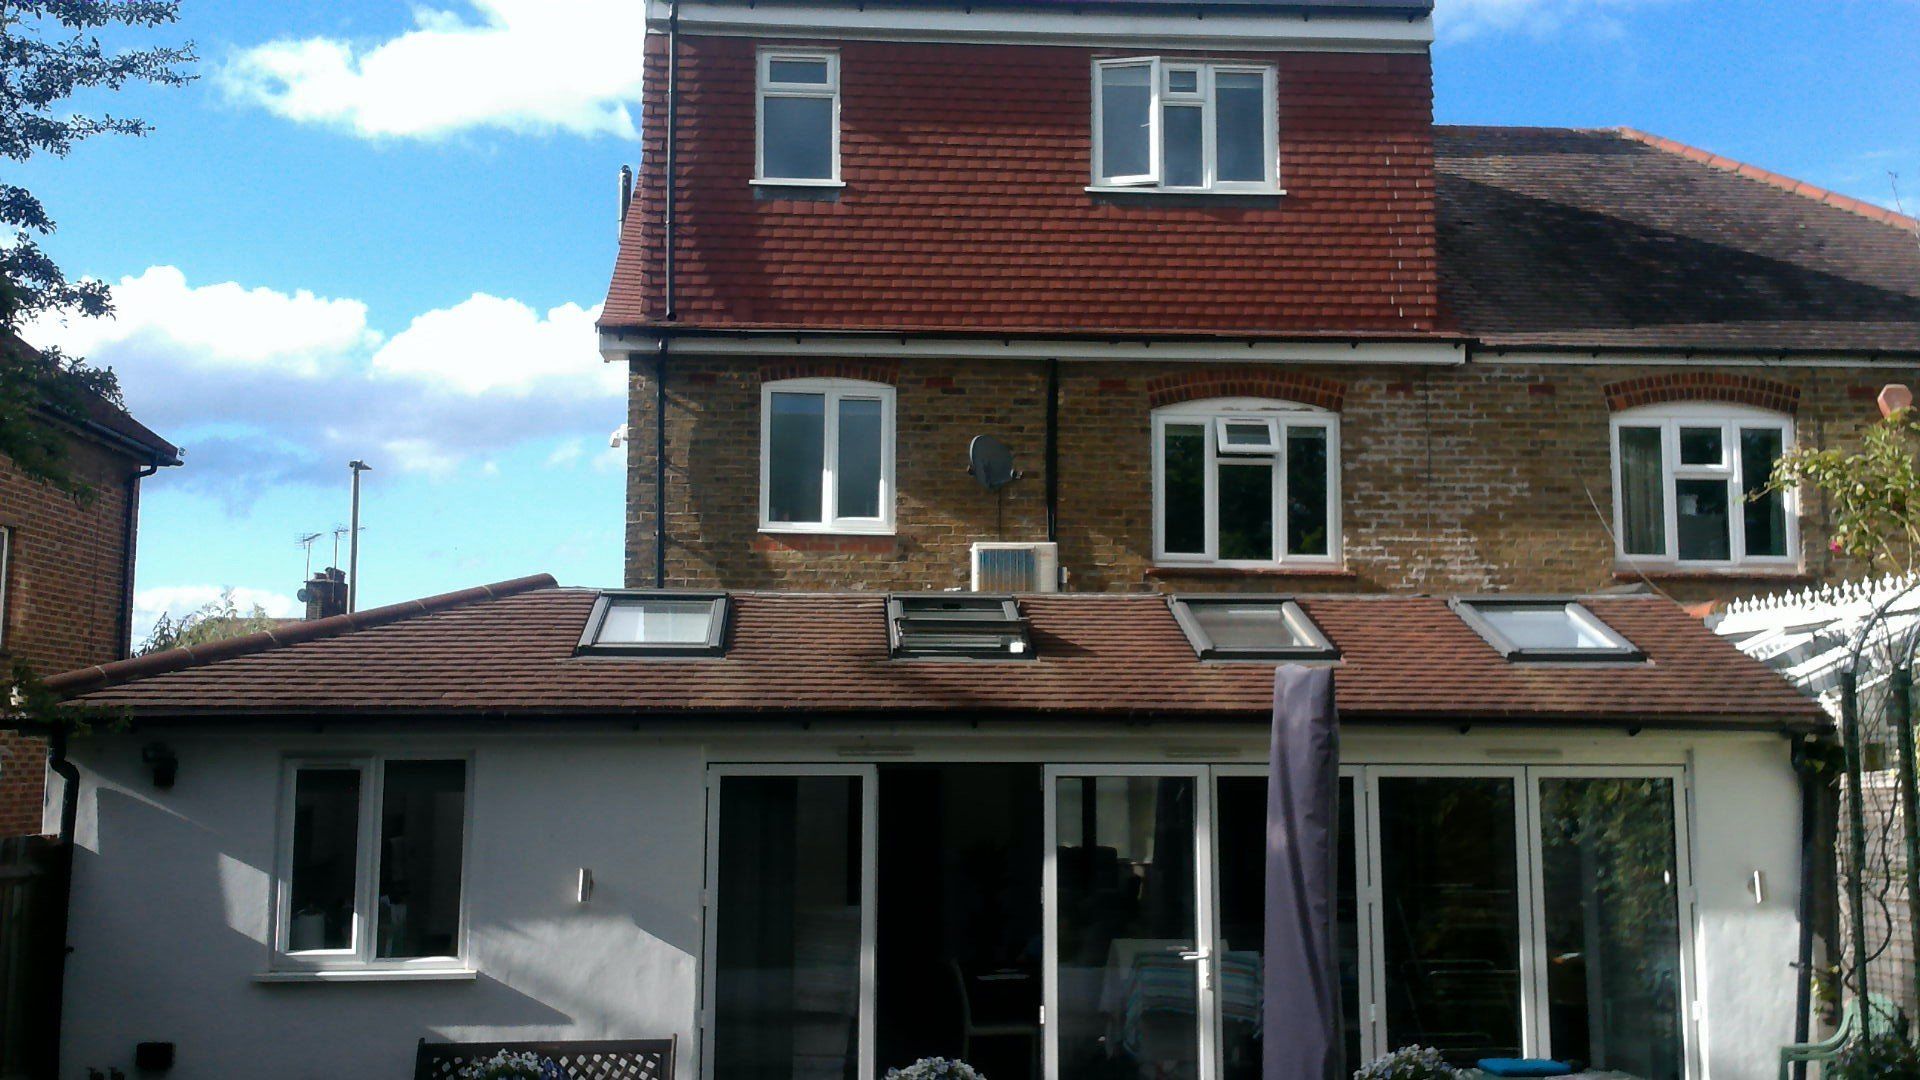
[
  {"left": 1662, "top": 424, "right": 1681, "bottom": 564},
  {"left": 1273, "top": 432, "right": 1288, "bottom": 561},
  {"left": 821, "top": 389, "right": 842, "bottom": 527},
  {"left": 1203, "top": 419, "right": 1221, "bottom": 561},
  {"left": 1147, "top": 57, "right": 1165, "bottom": 186},
  {"left": 356, "top": 758, "right": 382, "bottom": 965},
  {"left": 1201, "top": 67, "right": 1218, "bottom": 190}
]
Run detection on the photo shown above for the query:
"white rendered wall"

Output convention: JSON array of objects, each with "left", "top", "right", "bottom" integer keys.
[
  {"left": 55, "top": 724, "right": 1803, "bottom": 1080},
  {"left": 58, "top": 733, "right": 706, "bottom": 1079}
]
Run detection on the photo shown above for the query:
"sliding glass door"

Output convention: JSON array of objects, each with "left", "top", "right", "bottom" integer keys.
[
  {"left": 705, "top": 767, "right": 877, "bottom": 1080},
  {"left": 1044, "top": 768, "right": 1213, "bottom": 1080}
]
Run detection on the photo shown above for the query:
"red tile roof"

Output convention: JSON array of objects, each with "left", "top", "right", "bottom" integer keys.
[
  {"left": 602, "top": 36, "right": 1444, "bottom": 336},
  {"left": 54, "top": 582, "right": 1823, "bottom": 731}
]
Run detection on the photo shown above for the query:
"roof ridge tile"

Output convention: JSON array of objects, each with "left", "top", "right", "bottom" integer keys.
[
  {"left": 41, "top": 573, "right": 558, "bottom": 697},
  {"left": 1613, "top": 126, "right": 1920, "bottom": 234}
]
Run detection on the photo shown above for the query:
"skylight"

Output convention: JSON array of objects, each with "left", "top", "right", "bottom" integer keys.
[
  {"left": 1452, "top": 598, "right": 1643, "bottom": 663},
  {"left": 888, "top": 595, "right": 1032, "bottom": 660},
  {"left": 577, "top": 592, "right": 729, "bottom": 656},
  {"left": 1169, "top": 596, "right": 1339, "bottom": 661}
]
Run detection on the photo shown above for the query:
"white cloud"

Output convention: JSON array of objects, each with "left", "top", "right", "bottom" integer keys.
[
  {"left": 1436, "top": 0, "right": 1669, "bottom": 40},
  {"left": 220, "top": 0, "right": 648, "bottom": 139},
  {"left": 24, "top": 266, "right": 622, "bottom": 497},
  {"left": 132, "top": 585, "right": 305, "bottom": 646}
]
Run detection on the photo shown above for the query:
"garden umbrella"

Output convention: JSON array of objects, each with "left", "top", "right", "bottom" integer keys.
[{"left": 1263, "top": 665, "right": 1343, "bottom": 1080}]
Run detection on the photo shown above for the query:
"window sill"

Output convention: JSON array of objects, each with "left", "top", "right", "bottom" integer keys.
[
  {"left": 750, "top": 178, "right": 846, "bottom": 189},
  {"left": 255, "top": 967, "right": 477, "bottom": 984},
  {"left": 759, "top": 525, "right": 896, "bottom": 537},
  {"left": 1086, "top": 185, "right": 1285, "bottom": 197},
  {"left": 1612, "top": 565, "right": 1811, "bottom": 583},
  {"left": 1149, "top": 564, "right": 1353, "bottom": 579}
]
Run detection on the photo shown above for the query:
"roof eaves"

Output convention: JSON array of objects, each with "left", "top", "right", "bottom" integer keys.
[
  {"left": 1613, "top": 127, "right": 1920, "bottom": 235},
  {"left": 43, "top": 573, "right": 559, "bottom": 698}
]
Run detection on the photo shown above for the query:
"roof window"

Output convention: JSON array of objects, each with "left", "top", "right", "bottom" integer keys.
[
  {"left": 1169, "top": 595, "right": 1338, "bottom": 661},
  {"left": 577, "top": 592, "right": 729, "bottom": 657},
  {"left": 1452, "top": 597, "right": 1643, "bottom": 663},
  {"left": 888, "top": 595, "right": 1032, "bottom": 660}
]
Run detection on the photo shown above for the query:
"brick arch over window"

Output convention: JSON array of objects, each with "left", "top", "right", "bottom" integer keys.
[
  {"left": 1146, "top": 369, "right": 1346, "bottom": 411},
  {"left": 758, "top": 360, "right": 899, "bottom": 386},
  {"left": 1603, "top": 373, "right": 1800, "bottom": 415}
]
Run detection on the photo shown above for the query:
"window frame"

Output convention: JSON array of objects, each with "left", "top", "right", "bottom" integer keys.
[
  {"left": 1167, "top": 594, "right": 1340, "bottom": 661},
  {"left": 576, "top": 591, "right": 730, "bottom": 657},
  {"left": 887, "top": 594, "right": 1033, "bottom": 660},
  {"left": 759, "top": 377, "right": 897, "bottom": 536},
  {"left": 1451, "top": 597, "right": 1645, "bottom": 664},
  {"left": 270, "top": 754, "right": 474, "bottom": 975},
  {"left": 755, "top": 47, "right": 842, "bottom": 187},
  {"left": 0, "top": 526, "right": 10, "bottom": 652},
  {"left": 1609, "top": 403, "right": 1797, "bottom": 569},
  {"left": 1151, "top": 398, "right": 1341, "bottom": 569},
  {"left": 1090, "top": 56, "right": 1280, "bottom": 194}
]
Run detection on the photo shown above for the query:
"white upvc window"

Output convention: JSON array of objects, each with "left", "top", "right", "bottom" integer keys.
[
  {"left": 756, "top": 48, "right": 841, "bottom": 185},
  {"left": 1092, "top": 57, "right": 1279, "bottom": 193},
  {"left": 1152, "top": 398, "right": 1340, "bottom": 567},
  {"left": 272, "top": 756, "right": 471, "bottom": 974},
  {"left": 1611, "top": 403, "right": 1796, "bottom": 568},
  {"left": 760, "top": 378, "right": 895, "bottom": 535}
]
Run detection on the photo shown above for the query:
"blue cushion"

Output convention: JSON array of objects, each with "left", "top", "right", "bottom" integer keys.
[{"left": 1476, "top": 1059, "right": 1573, "bottom": 1077}]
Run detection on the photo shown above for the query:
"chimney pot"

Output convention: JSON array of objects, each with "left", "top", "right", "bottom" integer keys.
[{"left": 304, "top": 567, "right": 349, "bottom": 620}]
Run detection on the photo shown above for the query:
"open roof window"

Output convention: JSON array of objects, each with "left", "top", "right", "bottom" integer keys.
[
  {"left": 888, "top": 595, "right": 1032, "bottom": 660},
  {"left": 1169, "top": 595, "right": 1338, "bottom": 661},
  {"left": 1452, "top": 597, "right": 1644, "bottom": 663},
  {"left": 577, "top": 591, "right": 729, "bottom": 657}
]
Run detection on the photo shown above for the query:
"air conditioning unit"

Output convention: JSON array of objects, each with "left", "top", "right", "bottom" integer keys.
[{"left": 971, "top": 542, "right": 1060, "bottom": 594}]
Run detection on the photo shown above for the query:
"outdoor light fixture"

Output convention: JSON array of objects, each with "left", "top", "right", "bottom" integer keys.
[
  {"left": 141, "top": 743, "right": 178, "bottom": 790},
  {"left": 577, "top": 868, "right": 594, "bottom": 904}
]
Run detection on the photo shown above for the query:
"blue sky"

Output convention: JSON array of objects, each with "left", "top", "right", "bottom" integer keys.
[{"left": 17, "top": 0, "right": 1919, "bottom": 642}]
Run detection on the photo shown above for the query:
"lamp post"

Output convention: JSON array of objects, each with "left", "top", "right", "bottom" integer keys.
[{"left": 347, "top": 460, "right": 371, "bottom": 613}]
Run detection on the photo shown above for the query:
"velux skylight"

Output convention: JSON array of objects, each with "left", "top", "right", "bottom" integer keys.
[
  {"left": 576, "top": 592, "right": 729, "bottom": 657},
  {"left": 1169, "top": 596, "right": 1339, "bottom": 661},
  {"left": 1451, "top": 597, "right": 1644, "bottom": 663},
  {"left": 888, "top": 595, "right": 1032, "bottom": 660}
]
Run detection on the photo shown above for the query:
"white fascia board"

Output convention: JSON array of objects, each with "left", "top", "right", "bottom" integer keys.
[
  {"left": 1480, "top": 348, "right": 1920, "bottom": 370},
  {"left": 599, "top": 329, "right": 1464, "bottom": 366},
  {"left": 646, "top": 0, "right": 1434, "bottom": 53}
]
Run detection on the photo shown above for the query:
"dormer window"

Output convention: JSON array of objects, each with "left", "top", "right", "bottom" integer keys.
[
  {"left": 1092, "top": 58, "right": 1278, "bottom": 193},
  {"left": 756, "top": 49, "right": 840, "bottom": 185}
]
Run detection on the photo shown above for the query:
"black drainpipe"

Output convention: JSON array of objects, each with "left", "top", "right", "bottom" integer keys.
[
  {"left": 652, "top": 0, "right": 681, "bottom": 589},
  {"left": 120, "top": 465, "right": 156, "bottom": 659},
  {"left": 1045, "top": 359, "right": 1059, "bottom": 544},
  {"left": 44, "top": 725, "right": 78, "bottom": 1075}
]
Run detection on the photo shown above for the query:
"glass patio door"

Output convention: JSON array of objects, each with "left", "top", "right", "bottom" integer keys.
[{"left": 1044, "top": 768, "right": 1215, "bottom": 1080}]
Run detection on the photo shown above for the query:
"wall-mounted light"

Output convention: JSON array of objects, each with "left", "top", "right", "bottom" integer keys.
[
  {"left": 577, "top": 868, "right": 594, "bottom": 905},
  {"left": 141, "top": 743, "right": 177, "bottom": 790}
]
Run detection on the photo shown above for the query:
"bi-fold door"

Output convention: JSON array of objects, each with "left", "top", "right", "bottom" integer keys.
[{"left": 702, "top": 763, "right": 1694, "bottom": 1080}]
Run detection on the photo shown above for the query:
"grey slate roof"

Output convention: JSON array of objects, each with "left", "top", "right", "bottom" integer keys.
[{"left": 1435, "top": 126, "right": 1920, "bottom": 355}]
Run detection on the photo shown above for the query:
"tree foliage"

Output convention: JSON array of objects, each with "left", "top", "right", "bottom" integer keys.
[
  {"left": 139, "top": 588, "right": 280, "bottom": 655},
  {"left": 0, "top": 0, "right": 193, "bottom": 490},
  {"left": 1768, "top": 407, "right": 1920, "bottom": 576}
]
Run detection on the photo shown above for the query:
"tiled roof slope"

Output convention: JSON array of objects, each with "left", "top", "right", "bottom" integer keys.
[
  {"left": 1436, "top": 126, "right": 1920, "bottom": 353},
  {"left": 5, "top": 332, "right": 179, "bottom": 466},
  {"left": 60, "top": 587, "right": 1822, "bottom": 731},
  {"left": 602, "top": 35, "right": 1443, "bottom": 336}
]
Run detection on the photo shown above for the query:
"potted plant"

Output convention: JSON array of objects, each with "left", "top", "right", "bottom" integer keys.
[
  {"left": 1353, "top": 1046, "right": 1468, "bottom": 1080},
  {"left": 458, "top": 1049, "right": 566, "bottom": 1080},
  {"left": 884, "top": 1058, "right": 986, "bottom": 1080},
  {"left": 1833, "top": 1031, "right": 1920, "bottom": 1079}
]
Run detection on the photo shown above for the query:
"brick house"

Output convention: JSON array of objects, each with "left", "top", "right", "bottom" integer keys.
[
  {"left": 39, "top": 2, "right": 1920, "bottom": 1079},
  {"left": 0, "top": 345, "right": 179, "bottom": 836}
]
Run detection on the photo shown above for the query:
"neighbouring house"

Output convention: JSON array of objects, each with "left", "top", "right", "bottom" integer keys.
[
  {"left": 0, "top": 338, "right": 179, "bottom": 836},
  {"left": 42, "top": 2, "right": 1920, "bottom": 1080}
]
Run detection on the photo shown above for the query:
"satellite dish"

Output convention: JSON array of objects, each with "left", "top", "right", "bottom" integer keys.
[{"left": 968, "top": 435, "right": 1022, "bottom": 492}]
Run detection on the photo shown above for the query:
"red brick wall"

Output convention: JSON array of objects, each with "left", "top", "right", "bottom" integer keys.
[
  {"left": 627, "top": 356, "right": 1915, "bottom": 606},
  {"left": 605, "top": 34, "right": 1439, "bottom": 334},
  {"left": 0, "top": 438, "right": 139, "bottom": 836}
]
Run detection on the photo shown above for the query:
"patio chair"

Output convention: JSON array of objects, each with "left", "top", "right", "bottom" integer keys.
[
  {"left": 1778, "top": 993, "right": 1902, "bottom": 1080},
  {"left": 415, "top": 1036, "right": 675, "bottom": 1080}
]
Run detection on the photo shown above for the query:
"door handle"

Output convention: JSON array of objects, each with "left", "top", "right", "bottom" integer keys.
[{"left": 1177, "top": 948, "right": 1211, "bottom": 990}]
